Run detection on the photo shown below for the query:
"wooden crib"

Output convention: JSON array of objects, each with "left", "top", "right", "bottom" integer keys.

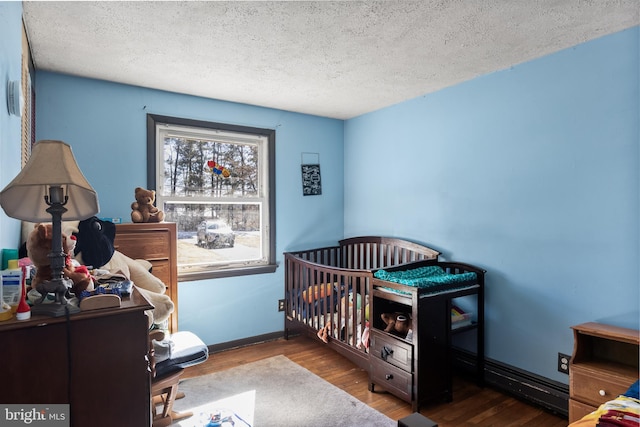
[{"left": 283, "top": 236, "right": 440, "bottom": 370}]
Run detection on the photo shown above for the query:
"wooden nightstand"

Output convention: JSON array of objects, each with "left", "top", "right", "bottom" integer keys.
[{"left": 569, "top": 322, "right": 639, "bottom": 423}]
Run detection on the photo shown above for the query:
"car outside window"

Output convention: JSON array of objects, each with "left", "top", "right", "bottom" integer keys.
[{"left": 197, "top": 219, "right": 235, "bottom": 249}]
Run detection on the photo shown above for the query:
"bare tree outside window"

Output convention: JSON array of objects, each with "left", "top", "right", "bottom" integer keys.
[{"left": 147, "top": 115, "right": 276, "bottom": 280}]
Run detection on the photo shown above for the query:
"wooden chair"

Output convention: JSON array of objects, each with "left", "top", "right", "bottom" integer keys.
[{"left": 149, "top": 330, "right": 209, "bottom": 427}]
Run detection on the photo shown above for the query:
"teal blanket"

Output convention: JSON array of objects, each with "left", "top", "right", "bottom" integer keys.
[{"left": 374, "top": 266, "right": 477, "bottom": 289}]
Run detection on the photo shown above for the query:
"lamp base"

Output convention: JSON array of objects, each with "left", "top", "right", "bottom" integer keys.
[
  {"left": 31, "top": 302, "right": 80, "bottom": 318},
  {"left": 33, "top": 277, "right": 81, "bottom": 317}
]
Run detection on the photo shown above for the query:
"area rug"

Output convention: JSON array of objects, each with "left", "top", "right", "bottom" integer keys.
[{"left": 170, "top": 355, "right": 395, "bottom": 427}]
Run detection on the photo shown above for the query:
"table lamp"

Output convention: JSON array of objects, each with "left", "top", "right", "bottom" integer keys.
[{"left": 0, "top": 140, "right": 99, "bottom": 317}]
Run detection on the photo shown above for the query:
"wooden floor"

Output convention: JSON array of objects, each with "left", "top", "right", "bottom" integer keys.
[{"left": 183, "top": 335, "right": 568, "bottom": 427}]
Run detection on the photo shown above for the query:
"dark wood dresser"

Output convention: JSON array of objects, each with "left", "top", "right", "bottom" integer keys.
[
  {"left": 114, "top": 222, "right": 178, "bottom": 332},
  {"left": 0, "top": 289, "right": 153, "bottom": 427},
  {"left": 368, "top": 261, "right": 485, "bottom": 411}
]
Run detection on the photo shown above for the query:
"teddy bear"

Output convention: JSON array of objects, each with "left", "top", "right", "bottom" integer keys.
[
  {"left": 26, "top": 223, "right": 94, "bottom": 298},
  {"left": 131, "top": 187, "right": 165, "bottom": 223},
  {"left": 381, "top": 312, "right": 412, "bottom": 339}
]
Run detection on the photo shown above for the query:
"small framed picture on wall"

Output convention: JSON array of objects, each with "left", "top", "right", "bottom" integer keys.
[{"left": 301, "top": 164, "right": 322, "bottom": 196}]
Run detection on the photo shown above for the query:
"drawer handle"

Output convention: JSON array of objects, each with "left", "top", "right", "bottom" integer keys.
[
  {"left": 599, "top": 389, "right": 606, "bottom": 397},
  {"left": 385, "top": 374, "right": 393, "bottom": 380},
  {"left": 381, "top": 346, "right": 394, "bottom": 361}
]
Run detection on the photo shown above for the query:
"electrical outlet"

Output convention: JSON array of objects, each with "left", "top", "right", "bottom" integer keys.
[
  {"left": 278, "top": 299, "right": 285, "bottom": 312},
  {"left": 558, "top": 352, "right": 571, "bottom": 374}
]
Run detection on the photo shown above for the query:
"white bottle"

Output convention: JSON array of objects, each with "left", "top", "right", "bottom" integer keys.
[
  {"left": 0, "top": 274, "right": 12, "bottom": 321},
  {"left": 1, "top": 259, "right": 22, "bottom": 313}
]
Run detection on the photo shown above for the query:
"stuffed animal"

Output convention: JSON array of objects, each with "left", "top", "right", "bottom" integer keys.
[
  {"left": 317, "top": 294, "right": 370, "bottom": 345},
  {"left": 357, "top": 321, "right": 370, "bottom": 350},
  {"left": 74, "top": 216, "right": 173, "bottom": 326},
  {"left": 98, "top": 251, "right": 174, "bottom": 326},
  {"left": 317, "top": 321, "right": 333, "bottom": 343},
  {"left": 26, "top": 223, "right": 94, "bottom": 297},
  {"left": 73, "top": 216, "right": 116, "bottom": 268},
  {"left": 381, "top": 312, "right": 412, "bottom": 339},
  {"left": 341, "top": 293, "right": 370, "bottom": 320},
  {"left": 131, "top": 187, "right": 165, "bottom": 223},
  {"left": 340, "top": 293, "right": 362, "bottom": 312}
]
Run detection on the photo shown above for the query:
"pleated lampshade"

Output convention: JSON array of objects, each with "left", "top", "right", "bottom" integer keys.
[{"left": 0, "top": 140, "right": 99, "bottom": 221}]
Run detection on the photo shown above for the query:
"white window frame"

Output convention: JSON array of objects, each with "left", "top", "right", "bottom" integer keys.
[{"left": 147, "top": 114, "right": 277, "bottom": 281}]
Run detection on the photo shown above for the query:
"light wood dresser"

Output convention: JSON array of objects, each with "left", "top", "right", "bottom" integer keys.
[
  {"left": 569, "top": 321, "right": 639, "bottom": 423},
  {"left": 115, "top": 222, "right": 178, "bottom": 332}
]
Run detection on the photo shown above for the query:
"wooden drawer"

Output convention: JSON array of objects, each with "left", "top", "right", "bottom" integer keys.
[
  {"left": 570, "top": 364, "right": 633, "bottom": 406},
  {"left": 568, "top": 398, "right": 596, "bottom": 424},
  {"left": 114, "top": 231, "right": 170, "bottom": 260},
  {"left": 115, "top": 223, "right": 178, "bottom": 333},
  {"left": 370, "top": 330, "right": 413, "bottom": 372},
  {"left": 370, "top": 358, "right": 413, "bottom": 402},
  {"left": 148, "top": 260, "right": 170, "bottom": 289}
]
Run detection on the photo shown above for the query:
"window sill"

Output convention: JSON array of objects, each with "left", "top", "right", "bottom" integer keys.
[{"left": 178, "top": 263, "right": 279, "bottom": 282}]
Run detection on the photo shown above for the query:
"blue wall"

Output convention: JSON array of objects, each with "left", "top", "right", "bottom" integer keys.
[
  {"left": 4, "top": 3, "right": 638, "bottom": 384},
  {"left": 344, "top": 27, "right": 639, "bottom": 383},
  {"left": 0, "top": 1, "right": 24, "bottom": 250},
  {"left": 33, "top": 72, "right": 345, "bottom": 345}
]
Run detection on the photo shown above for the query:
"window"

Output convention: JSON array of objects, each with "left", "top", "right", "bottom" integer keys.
[{"left": 147, "top": 114, "right": 276, "bottom": 280}]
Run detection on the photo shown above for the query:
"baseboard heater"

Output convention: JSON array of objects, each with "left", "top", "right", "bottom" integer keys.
[{"left": 453, "top": 348, "right": 569, "bottom": 418}]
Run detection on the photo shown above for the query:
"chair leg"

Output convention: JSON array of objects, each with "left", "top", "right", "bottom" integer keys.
[
  {"left": 160, "top": 382, "right": 179, "bottom": 419},
  {"left": 151, "top": 416, "right": 173, "bottom": 427},
  {"left": 152, "top": 369, "right": 183, "bottom": 427},
  {"left": 153, "top": 391, "right": 185, "bottom": 406},
  {"left": 170, "top": 409, "right": 194, "bottom": 422},
  {"left": 152, "top": 393, "right": 194, "bottom": 422}
]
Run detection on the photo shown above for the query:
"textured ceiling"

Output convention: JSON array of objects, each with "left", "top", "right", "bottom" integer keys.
[{"left": 22, "top": 1, "right": 639, "bottom": 119}]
